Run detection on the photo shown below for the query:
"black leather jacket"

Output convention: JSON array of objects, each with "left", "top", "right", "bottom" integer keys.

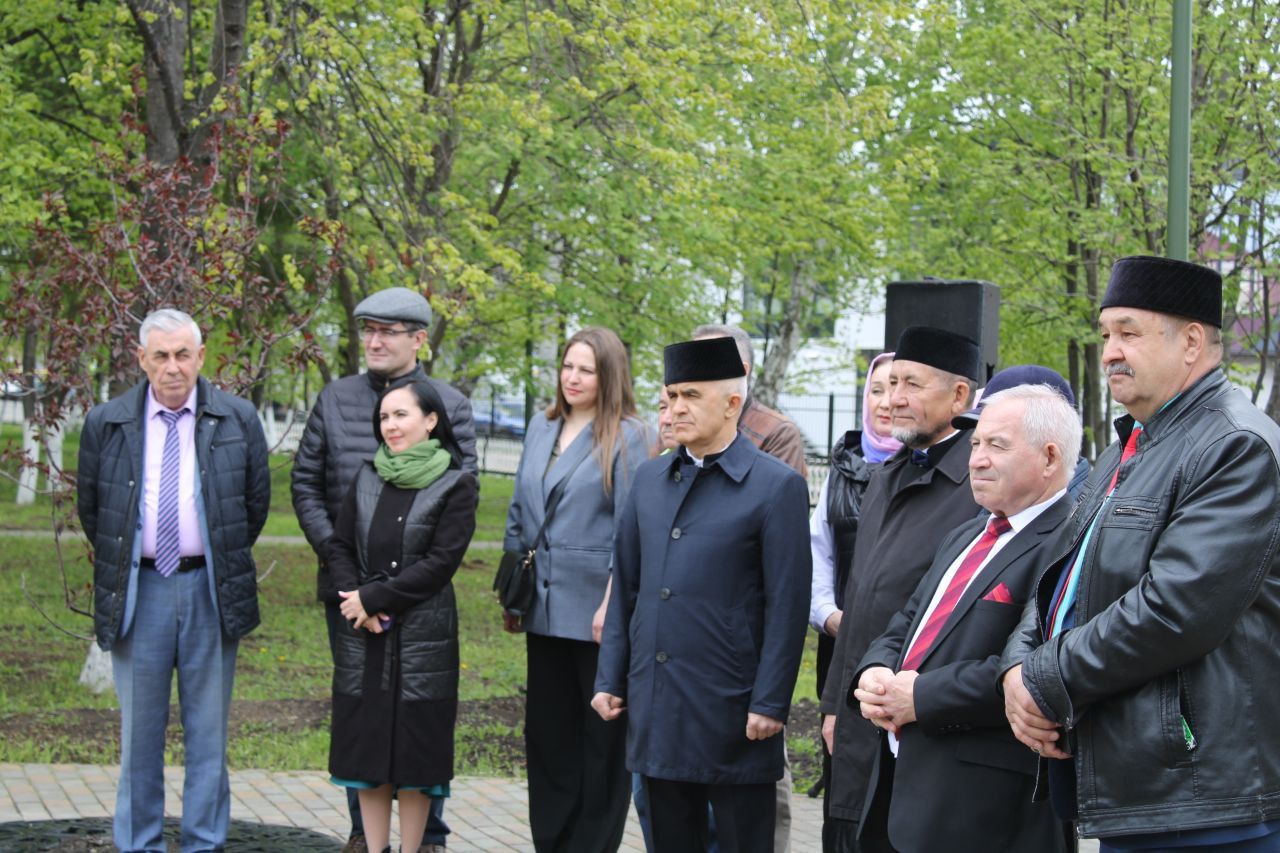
[{"left": 1001, "top": 369, "right": 1280, "bottom": 837}]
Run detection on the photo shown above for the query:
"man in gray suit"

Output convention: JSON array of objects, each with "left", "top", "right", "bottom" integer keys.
[{"left": 292, "top": 287, "right": 475, "bottom": 853}]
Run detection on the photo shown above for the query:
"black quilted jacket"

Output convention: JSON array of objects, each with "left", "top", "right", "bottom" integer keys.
[{"left": 76, "top": 378, "right": 270, "bottom": 649}]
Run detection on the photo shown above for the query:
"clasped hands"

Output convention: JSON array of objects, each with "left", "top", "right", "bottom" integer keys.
[
  {"left": 338, "top": 589, "right": 390, "bottom": 634},
  {"left": 853, "top": 666, "right": 918, "bottom": 735},
  {"left": 1002, "top": 664, "right": 1070, "bottom": 759},
  {"left": 589, "top": 692, "right": 783, "bottom": 741}
]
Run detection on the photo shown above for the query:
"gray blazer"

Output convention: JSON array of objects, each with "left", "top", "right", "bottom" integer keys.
[{"left": 504, "top": 412, "right": 652, "bottom": 641}]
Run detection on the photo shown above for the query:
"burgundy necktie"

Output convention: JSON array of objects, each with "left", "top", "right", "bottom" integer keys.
[{"left": 902, "top": 514, "right": 1013, "bottom": 671}]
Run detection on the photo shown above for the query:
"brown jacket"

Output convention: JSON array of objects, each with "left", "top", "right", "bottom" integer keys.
[{"left": 738, "top": 398, "right": 808, "bottom": 477}]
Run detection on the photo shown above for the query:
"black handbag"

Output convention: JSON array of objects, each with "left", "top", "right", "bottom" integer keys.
[{"left": 494, "top": 450, "right": 588, "bottom": 616}]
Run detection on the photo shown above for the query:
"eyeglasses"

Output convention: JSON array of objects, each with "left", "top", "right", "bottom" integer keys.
[{"left": 361, "top": 326, "right": 417, "bottom": 341}]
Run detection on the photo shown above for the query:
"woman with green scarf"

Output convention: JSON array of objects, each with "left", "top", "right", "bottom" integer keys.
[{"left": 326, "top": 378, "right": 479, "bottom": 853}]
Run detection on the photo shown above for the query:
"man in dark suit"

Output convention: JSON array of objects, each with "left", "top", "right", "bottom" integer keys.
[
  {"left": 851, "top": 380, "right": 1078, "bottom": 852},
  {"left": 593, "top": 337, "right": 812, "bottom": 853},
  {"left": 820, "top": 326, "right": 983, "bottom": 850}
]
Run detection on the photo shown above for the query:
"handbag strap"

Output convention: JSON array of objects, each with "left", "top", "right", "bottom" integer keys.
[{"left": 530, "top": 448, "right": 591, "bottom": 551}]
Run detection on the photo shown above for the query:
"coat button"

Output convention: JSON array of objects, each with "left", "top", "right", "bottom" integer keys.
[
  {"left": 390, "top": 561, "right": 398, "bottom": 569},
  {"left": 128, "top": 480, "right": 135, "bottom": 487},
  {"left": 671, "top": 527, "right": 681, "bottom": 539},
  {"left": 656, "top": 651, "right": 669, "bottom": 663},
  {"left": 674, "top": 470, "right": 682, "bottom": 482},
  {"left": 543, "top": 579, "right": 550, "bottom": 588},
  {"left": 659, "top": 588, "right": 671, "bottom": 600},
  {"left": 397, "top": 516, "right": 403, "bottom": 522}
]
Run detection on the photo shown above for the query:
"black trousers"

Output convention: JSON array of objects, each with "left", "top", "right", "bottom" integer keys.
[
  {"left": 525, "top": 632, "right": 629, "bottom": 853},
  {"left": 645, "top": 777, "right": 776, "bottom": 853},
  {"left": 822, "top": 746, "right": 894, "bottom": 853}
]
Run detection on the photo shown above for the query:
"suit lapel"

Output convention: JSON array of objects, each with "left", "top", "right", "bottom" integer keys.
[
  {"left": 898, "top": 516, "right": 985, "bottom": 667},
  {"left": 542, "top": 418, "right": 593, "bottom": 503},
  {"left": 918, "top": 495, "right": 1072, "bottom": 667}
]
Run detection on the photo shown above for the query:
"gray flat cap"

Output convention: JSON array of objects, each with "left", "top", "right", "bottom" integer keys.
[{"left": 353, "top": 287, "right": 432, "bottom": 326}]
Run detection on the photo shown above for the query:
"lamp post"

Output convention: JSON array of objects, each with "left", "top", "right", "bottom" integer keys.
[{"left": 1167, "top": 0, "right": 1192, "bottom": 261}]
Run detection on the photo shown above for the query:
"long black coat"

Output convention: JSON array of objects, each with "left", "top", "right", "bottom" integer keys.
[
  {"left": 855, "top": 496, "right": 1073, "bottom": 853},
  {"left": 596, "top": 436, "right": 812, "bottom": 785},
  {"left": 820, "top": 434, "right": 980, "bottom": 822},
  {"left": 326, "top": 464, "right": 478, "bottom": 786}
]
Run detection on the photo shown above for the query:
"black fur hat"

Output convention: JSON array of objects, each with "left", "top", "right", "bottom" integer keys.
[
  {"left": 1100, "top": 255, "right": 1222, "bottom": 328},
  {"left": 663, "top": 338, "right": 748, "bottom": 385},
  {"left": 894, "top": 326, "right": 981, "bottom": 381}
]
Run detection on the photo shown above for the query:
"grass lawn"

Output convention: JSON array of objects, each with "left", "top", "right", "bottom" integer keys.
[{"left": 0, "top": 430, "right": 822, "bottom": 785}]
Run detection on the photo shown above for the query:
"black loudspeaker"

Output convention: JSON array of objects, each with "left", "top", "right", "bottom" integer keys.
[{"left": 885, "top": 279, "right": 1001, "bottom": 383}]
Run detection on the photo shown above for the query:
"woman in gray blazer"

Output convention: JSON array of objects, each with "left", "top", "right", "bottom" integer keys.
[{"left": 503, "top": 326, "right": 652, "bottom": 853}]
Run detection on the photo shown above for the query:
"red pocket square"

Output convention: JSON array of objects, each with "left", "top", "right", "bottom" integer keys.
[{"left": 983, "top": 582, "right": 1015, "bottom": 604}]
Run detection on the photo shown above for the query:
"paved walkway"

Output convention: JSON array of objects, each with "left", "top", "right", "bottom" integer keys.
[{"left": 0, "top": 763, "right": 824, "bottom": 851}]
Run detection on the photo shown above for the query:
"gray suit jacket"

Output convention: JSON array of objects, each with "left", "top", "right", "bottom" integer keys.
[{"left": 504, "top": 412, "right": 652, "bottom": 641}]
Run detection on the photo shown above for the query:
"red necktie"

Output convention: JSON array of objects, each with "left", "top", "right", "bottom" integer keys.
[{"left": 902, "top": 515, "right": 1014, "bottom": 671}]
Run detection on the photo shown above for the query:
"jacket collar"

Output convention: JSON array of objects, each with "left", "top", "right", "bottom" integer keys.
[
  {"left": 107, "top": 376, "right": 229, "bottom": 424},
  {"left": 663, "top": 433, "right": 754, "bottom": 483},
  {"left": 883, "top": 429, "right": 971, "bottom": 485},
  {"left": 1112, "top": 368, "right": 1227, "bottom": 445},
  {"left": 365, "top": 361, "right": 426, "bottom": 393}
]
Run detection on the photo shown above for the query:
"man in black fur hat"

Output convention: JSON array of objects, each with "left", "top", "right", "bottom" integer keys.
[
  {"left": 593, "top": 337, "right": 812, "bottom": 853},
  {"left": 1001, "top": 256, "right": 1280, "bottom": 851},
  {"left": 820, "top": 325, "right": 984, "bottom": 851}
]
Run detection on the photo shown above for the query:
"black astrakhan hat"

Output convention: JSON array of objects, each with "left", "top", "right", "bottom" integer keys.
[
  {"left": 1100, "top": 255, "right": 1222, "bottom": 327},
  {"left": 664, "top": 338, "right": 747, "bottom": 385},
  {"left": 894, "top": 326, "right": 981, "bottom": 381}
]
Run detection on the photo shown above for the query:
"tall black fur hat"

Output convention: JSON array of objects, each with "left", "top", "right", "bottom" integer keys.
[
  {"left": 1100, "top": 255, "right": 1222, "bottom": 328},
  {"left": 664, "top": 338, "right": 747, "bottom": 385},
  {"left": 894, "top": 326, "right": 981, "bottom": 381}
]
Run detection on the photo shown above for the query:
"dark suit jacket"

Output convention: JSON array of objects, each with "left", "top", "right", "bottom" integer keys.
[
  {"left": 820, "top": 434, "right": 981, "bottom": 821},
  {"left": 854, "top": 494, "right": 1073, "bottom": 853}
]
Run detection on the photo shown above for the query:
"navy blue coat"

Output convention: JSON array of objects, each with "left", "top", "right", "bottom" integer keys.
[{"left": 595, "top": 435, "right": 812, "bottom": 785}]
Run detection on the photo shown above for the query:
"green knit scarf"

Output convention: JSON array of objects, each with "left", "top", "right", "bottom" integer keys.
[{"left": 374, "top": 437, "right": 451, "bottom": 489}]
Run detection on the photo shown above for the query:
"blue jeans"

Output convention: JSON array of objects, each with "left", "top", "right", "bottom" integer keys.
[
  {"left": 324, "top": 601, "right": 450, "bottom": 846},
  {"left": 112, "top": 567, "right": 238, "bottom": 852}
]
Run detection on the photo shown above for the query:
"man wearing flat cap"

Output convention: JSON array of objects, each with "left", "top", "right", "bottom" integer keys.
[
  {"left": 592, "top": 337, "right": 812, "bottom": 853},
  {"left": 820, "top": 325, "right": 984, "bottom": 851},
  {"left": 1002, "top": 255, "right": 1280, "bottom": 851},
  {"left": 292, "top": 286, "right": 476, "bottom": 853}
]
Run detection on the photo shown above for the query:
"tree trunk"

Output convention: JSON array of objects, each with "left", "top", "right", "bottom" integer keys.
[
  {"left": 16, "top": 327, "right": 38, "bottom": 505},
  {"left": 1082, "top": 249, "right": 1106, "bottom": 460},
  {"left": 754, "top": 256, "right": 816, "bottom": 409},
  {"left": 128, "top": 0, "right": 186, "bottom": 165}
]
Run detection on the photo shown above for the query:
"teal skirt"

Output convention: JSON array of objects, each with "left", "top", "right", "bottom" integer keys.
[{"left": 330, "top": 776, "right": 450, "bottom": 798}]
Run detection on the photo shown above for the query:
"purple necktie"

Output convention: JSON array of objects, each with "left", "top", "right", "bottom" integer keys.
[{"left": 155, "top": 409, "right": 187, "bottom": 577}]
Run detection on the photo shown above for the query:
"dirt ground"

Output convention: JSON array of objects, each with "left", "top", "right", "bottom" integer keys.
[{"left": 0, "top": 696, "right": 824, "bottom": 788}]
